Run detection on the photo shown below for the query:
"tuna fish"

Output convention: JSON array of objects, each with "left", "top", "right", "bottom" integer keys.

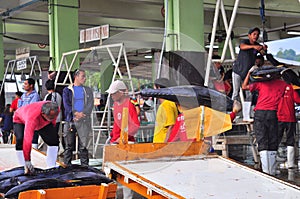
[
  {"left": 58, "top": 171, "right": 113, "bottom": 185},
  {"left": 5, "top": 178, "right": 73, "bottom": 198},
  {"left": 0, "top": 167, "right": 42, "bottom": 181},
  {"left": 1, "top": 165, "right": 112, "bottom": 197},
  {"left": 140, "top": 85, "right": 233, "bottom": 112}
]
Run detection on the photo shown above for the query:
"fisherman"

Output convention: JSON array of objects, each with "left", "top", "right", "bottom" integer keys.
[
  {"left": 106, "top": 80, "right": 140, "bottom": 199},
  {"left": 18, "top": 78, "right": 40, "bottom": 149},
  {"left": 13, "top": 101, "right": 60, "bottom": 174},
  {"left": 153, "top": 78, "right": 178, "bottom": 143},
  {"left": 242, "top": 66, "right": 288, "bottom": 175},
  {"left": 277, "top": 69, "right": 300, "bottom": 169},
  {"left": 62, "top": 69, "right": 94, "bottom": 167},
  {"left": 232, "top": 27, "right": 268, "bottom": 101},
  {"left": 105, "top": 80, "right": 140, "bottom": 144}
]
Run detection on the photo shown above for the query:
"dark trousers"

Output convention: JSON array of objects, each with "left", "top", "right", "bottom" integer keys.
[
  {"left": 14, "top": 123, "right": 59, "bottom": 151},
  {"left": 254, "top": 110, "right": 278, "bottom": 152},
  {"left": 63, "top": 119, "right": 91, "bottom": 166},
  {"left": 278, "top": 121, "right": 296, "bottom": 147}
]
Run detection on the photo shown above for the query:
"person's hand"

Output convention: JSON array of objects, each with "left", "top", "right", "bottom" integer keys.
[
  {"left": 262, "top": 44, "right": 268, "bottom": 50},
  {"left": 24, "top": 161, "right": 35, "bottom": 174},
  {"left": 74, "top": 112, "right": 86, "bottom": 121},
  {"left": 249, "top": 65, "right": 258, "bottom": 73}
]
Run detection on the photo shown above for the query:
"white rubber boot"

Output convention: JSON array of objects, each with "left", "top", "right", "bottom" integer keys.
[
  {"left": 46, "top": 146, "right": 58, "bottom": 168},
  {"left": 16, "top": 150, "right": 25, "bottom": 166},
  {"left": 287, "top": 146, "right": 295, "bottom": 168},
  {"left": 288, "top": 169, "right": 295, "bottom": 181},
  {"left": 268, "top": 151, "right": 277, "bottom": 176},
  {"left": 242, "top": 102, "right": 252, "bottom": 122},
  {"left": 259, "top": 150, "right": 269, "bottom": 174}
]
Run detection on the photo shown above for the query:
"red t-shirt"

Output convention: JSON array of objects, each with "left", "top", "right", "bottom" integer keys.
[
  {"left": 249, "top": 79, "right": 288, "bottom": 111},
  {"left": 10, "top": 98, "right": 20, "bottom": 112},
  {"left": 277, "top": 85, "right": 300, "bottom": 122},
  {"left": 13, "top": 101, "right": 57, "bottom": 161},
  {"left": 110, "top": 98, "right": 140, "bottom": 143},
  {"left": 168, "top": 113, "right": 188, "bottom": 142}
]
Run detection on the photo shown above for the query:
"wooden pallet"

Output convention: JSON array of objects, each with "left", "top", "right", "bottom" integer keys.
[{"left": 18, "top": 183, "right": 117, "bottom": 199}]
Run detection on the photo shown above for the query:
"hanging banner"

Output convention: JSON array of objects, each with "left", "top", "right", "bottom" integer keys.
[
  {"left": 16, "top": 47, "right": 30, "bottom": 60},
  {"left": 80, "top": 24, "right": 109, "bottom": 43}
]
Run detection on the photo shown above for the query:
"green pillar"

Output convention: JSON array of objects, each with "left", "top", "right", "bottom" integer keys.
[
  {"left": 0, "top": 20, "right": 4, "bottom": 80},
  {"left": 166, "top": 0, "right": 205, "bottom": 52},
  {"left": 48, "top": 0, "right": 79, "bottom": 71}
]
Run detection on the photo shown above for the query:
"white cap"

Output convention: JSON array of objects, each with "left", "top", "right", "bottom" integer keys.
[{"left": 106, "top": 80, "right": 127, "bottom": 94}]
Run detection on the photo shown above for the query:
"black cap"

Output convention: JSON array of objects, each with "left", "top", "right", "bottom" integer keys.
[{"left": 248, "top": 27, "right": 260, "bottom": 35}]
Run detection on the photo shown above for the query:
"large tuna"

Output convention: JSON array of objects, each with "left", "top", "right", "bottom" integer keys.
[
  {"left": 5, "top": 178, "right": 73, "bottom": 198},
  {"left": 140, "top": 85, "right": 233, "bottom": 112}
]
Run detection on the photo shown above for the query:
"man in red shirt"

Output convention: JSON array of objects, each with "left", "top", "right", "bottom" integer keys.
[
  {"left": 242, "top": 66, "right": 288, "bottom": 175},
  {"left": 277, "top": 84, "right": 300, "bottom": 168},
  {"left": 13, "top": 101, "right": 59, "bottom": 174},
  {"left": 106, "top": 80, "right": 140, "bottom": 144},
  {"left": 106, "top": 80, "right": 140, "bottom": 199}
]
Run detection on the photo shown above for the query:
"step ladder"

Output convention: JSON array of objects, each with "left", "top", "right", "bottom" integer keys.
[
  {"left": 53, "top": 43, "right": 135, "bottom": 158},
  {"left": 0, "top": 56, "right": 42, "bottom": 94}
]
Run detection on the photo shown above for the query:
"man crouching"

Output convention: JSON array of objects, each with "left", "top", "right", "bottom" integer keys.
[{"left": 13, "top": 101, "right": 60, "bottom": 174}]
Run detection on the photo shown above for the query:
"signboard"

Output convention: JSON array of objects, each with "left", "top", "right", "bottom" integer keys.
[
  {"left": 80, "top": 24, "right": 109, "bottom": 43},
  {"left": 16, "top": 47, "right": 30, "bottom": 60},
  {"left": 17, "top": 59, "right": 27, "bottom": 71}
]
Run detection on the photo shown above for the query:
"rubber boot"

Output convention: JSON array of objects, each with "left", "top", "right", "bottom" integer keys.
[
  {"left": 79, "top": 149, "right": 89, "bottom": 166},
  {"left": 268, "top": 151, "right": 277, "bottom": 176},
  {"left": 46, "top": 146, "right": 58, "bottom": 168},
  {"left": 288, "top": 169, "right": 295, "bottom": 181},
  {"left": 287, "top": 146, "right": 295, "bottom": 168},
  {"left": 242, "top": 102, "right": 252, "bottom": 122},
  {"left": 259, "top": 150, "right": 269, "bottom": 174},
  {"left": 16, "top": 150, "right": 25, "bottom": 166}
]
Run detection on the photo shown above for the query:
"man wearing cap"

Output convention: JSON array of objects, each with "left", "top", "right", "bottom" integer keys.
[
  {"left": 106, "top": 80, "right": 140, "bottom": 199},
  {"left": 62, "top": 69, "right": 94, "bottom": 166},
  {"left": 106, "top": 80, "right": 140, "bottom": 144},
  {"left": 232, "top": 27, "right": 268, "bottom": 101}
]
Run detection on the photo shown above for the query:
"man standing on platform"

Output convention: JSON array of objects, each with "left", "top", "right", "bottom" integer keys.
[{"left": 242, "top": 66, "right": 287, "bottom": 175}]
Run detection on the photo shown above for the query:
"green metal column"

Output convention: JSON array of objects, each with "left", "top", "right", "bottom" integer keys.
[
  {"left": 48, "top": 0, "right": 79, "bottom": 71},
  {"left": 166, "top": 0, "right": 205, "bottom": 52},
  {"left": 0, "top": 20, "right": 4, "bottom": 80}
]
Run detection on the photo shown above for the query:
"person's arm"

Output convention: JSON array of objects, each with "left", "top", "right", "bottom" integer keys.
[
  {"left": 82, "top": 87, "right": 94, "bottom": 116},
  {"left": 128, "top": 102, "right": 140, "bottom": 136},
  {"left": 242, "top": 66, "right": 258, "bottom": 90},
  {"left": 23, "top": 121, "right": 36, "bottom": 161},
  {"left": 62, "top": 87, "right": 73, "bottom": 121},
  {"left": 164, "top": 125, "right": 174, "bottom": 142},
  {"left": 240, "top": 43, "right": 264, "bottom": 51},
  {"left": 242, "top": 72, "right": 251, "bottom": 90}
]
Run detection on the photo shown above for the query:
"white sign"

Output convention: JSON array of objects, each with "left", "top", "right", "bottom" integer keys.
[
  {"left": 80, "top": 24, "right": 109, "bottom": 43},
  {"left": 17, "top": 59, "right": 27, "bottom": 71},
  {"left": 16, "top": 47, "right": 30, "bottom": 60}
]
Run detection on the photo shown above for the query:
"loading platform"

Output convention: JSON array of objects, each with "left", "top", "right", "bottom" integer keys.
[{"left": 103, "top": 141, "right": 300, "bottom": 198}]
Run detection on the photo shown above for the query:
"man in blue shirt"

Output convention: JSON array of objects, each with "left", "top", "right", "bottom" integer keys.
[{"left": 62, "top": 69, "right": 94, "bottom": 166}]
